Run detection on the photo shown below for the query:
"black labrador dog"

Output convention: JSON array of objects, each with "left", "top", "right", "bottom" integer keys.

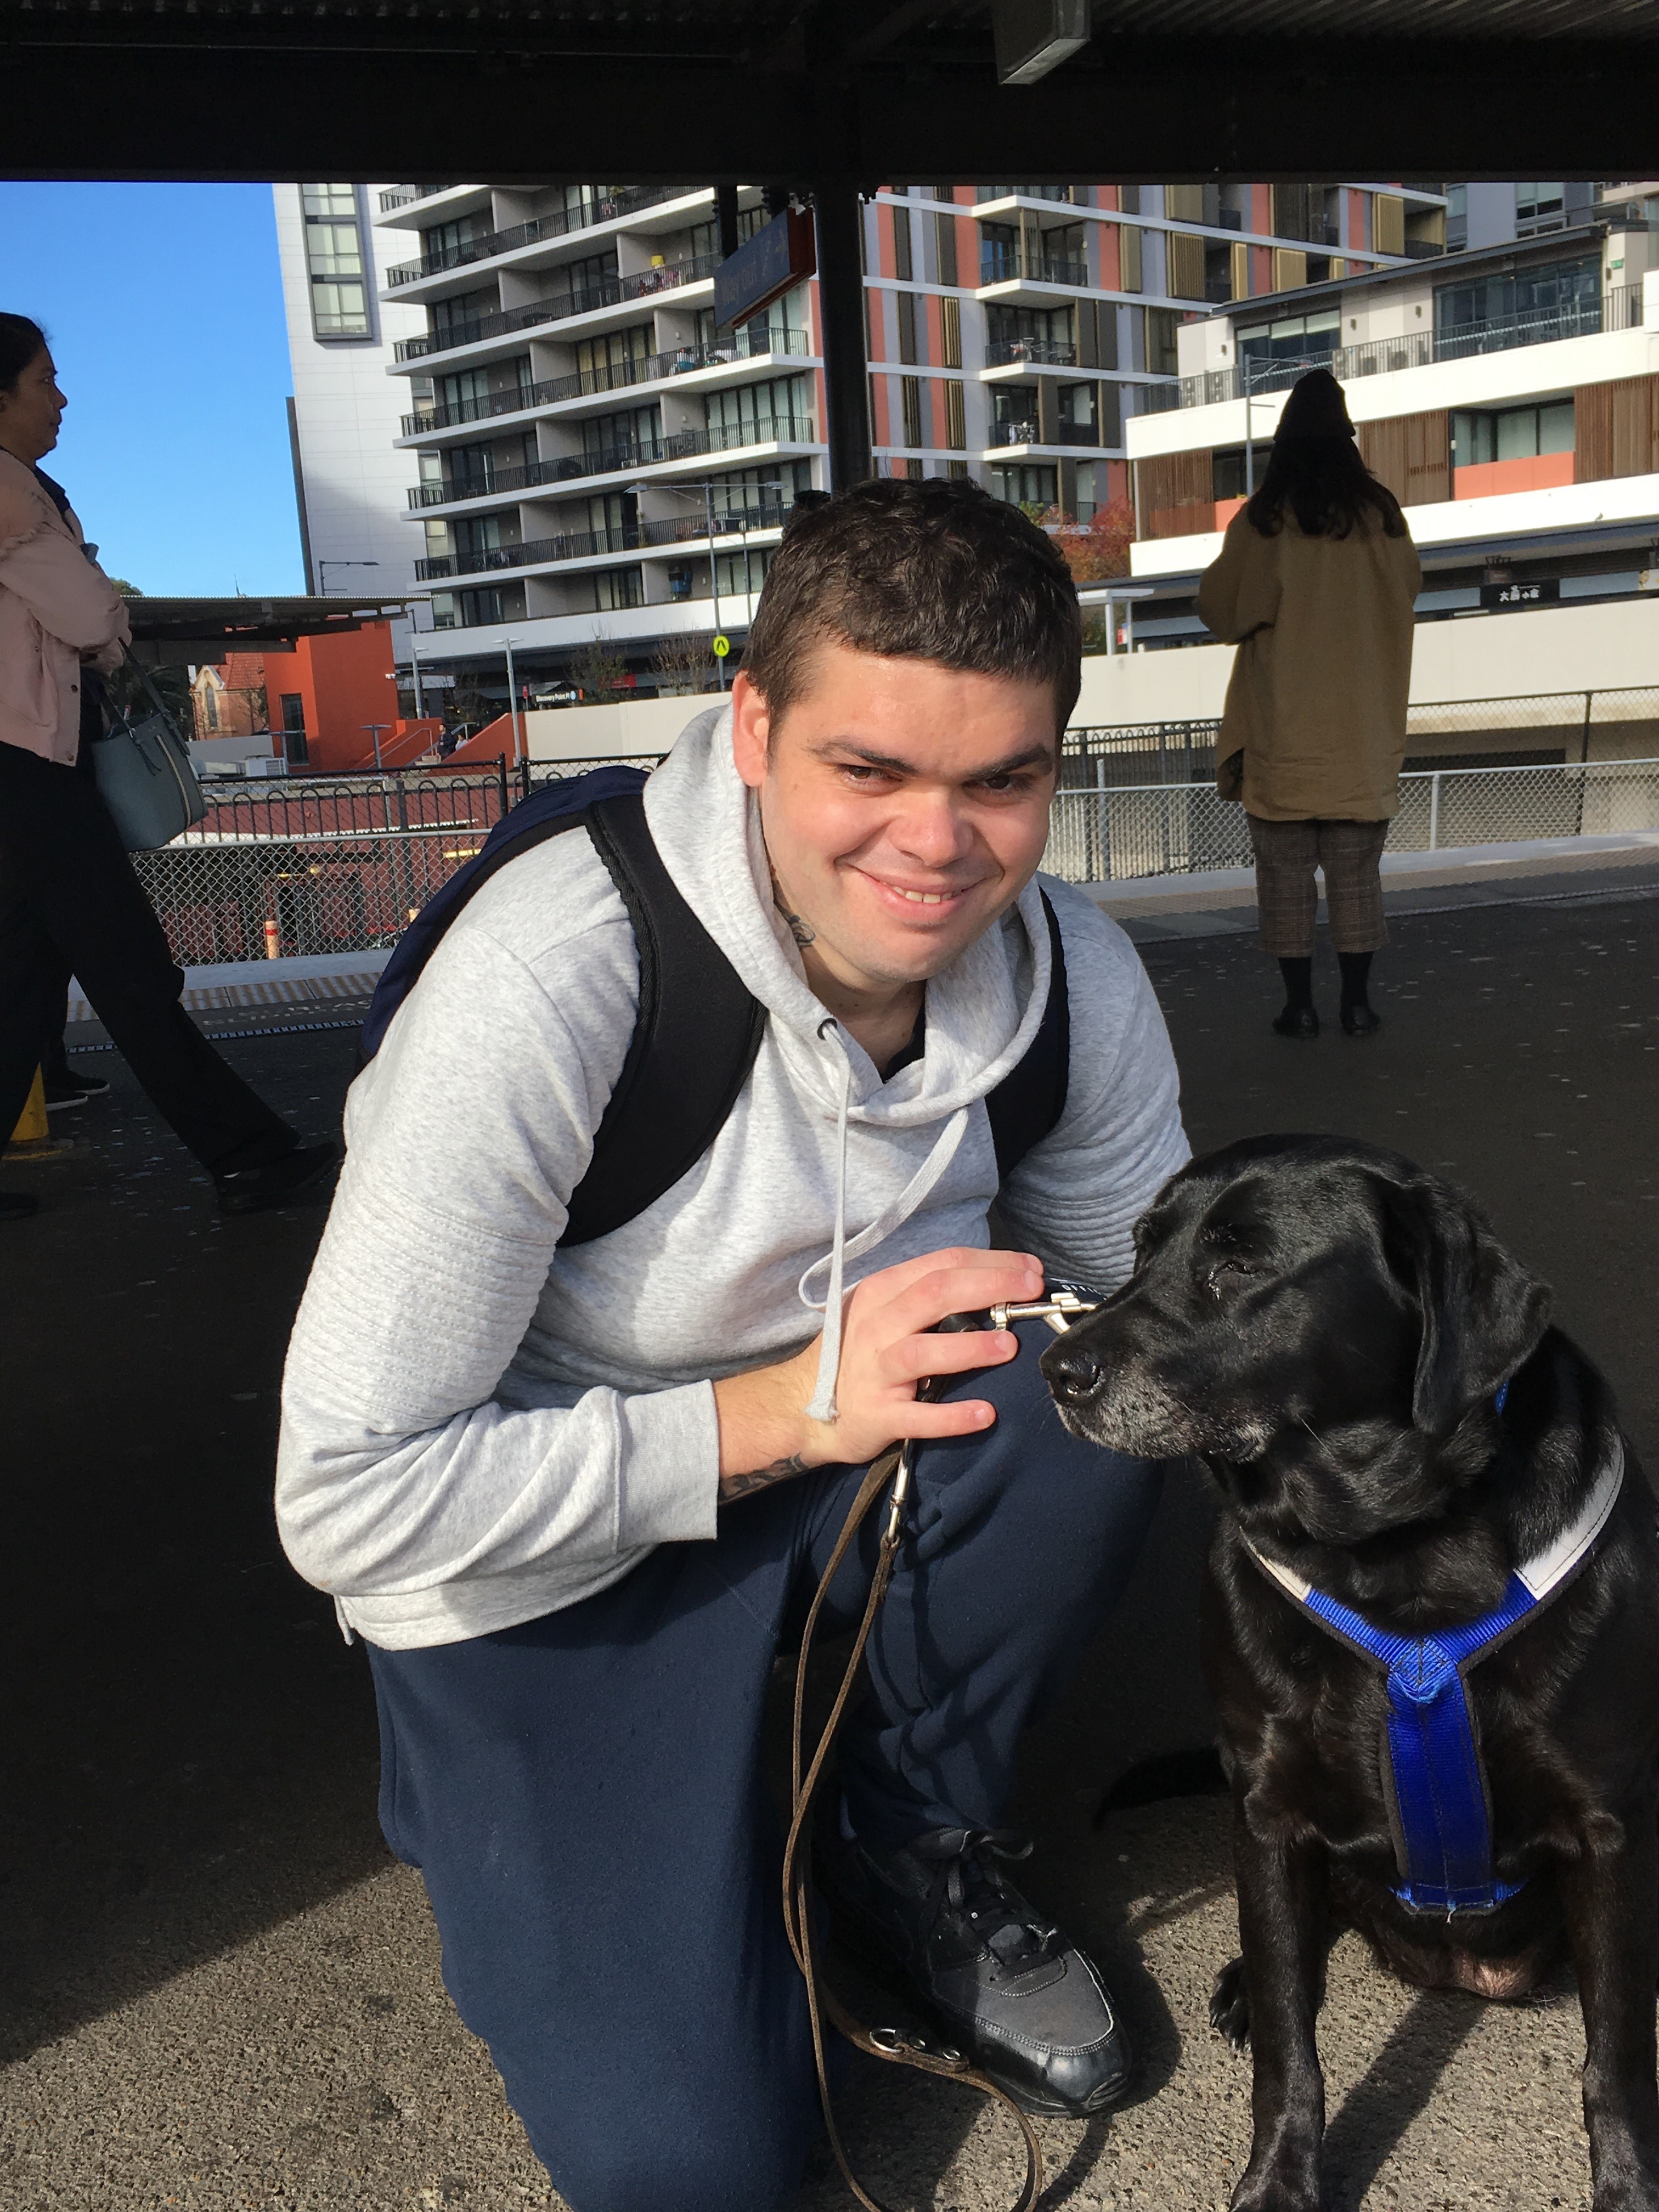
[{"left": 1040, "top": 1135, "right": 1659, "bottom": 2212}]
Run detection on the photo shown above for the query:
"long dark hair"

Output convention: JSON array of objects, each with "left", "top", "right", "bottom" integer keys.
[
  {"left": 1245, "top": 435, "right": 1404, "bottom": 541},
  {"left": 0, "top": 314, "right": 48, "bottom": 394}
]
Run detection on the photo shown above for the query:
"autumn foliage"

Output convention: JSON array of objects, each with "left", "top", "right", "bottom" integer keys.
[{"left": 1043, "top": 496, "right": 1136, "bottom": 583}]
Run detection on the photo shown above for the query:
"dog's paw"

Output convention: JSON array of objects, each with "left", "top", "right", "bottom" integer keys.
[{"left": 1210, "top": 1956, "right": 1251, "bottom": 2051}]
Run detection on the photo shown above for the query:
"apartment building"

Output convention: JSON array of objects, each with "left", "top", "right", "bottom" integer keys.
[
  {"left": 1124, "top": 200, "right": 1659, "bottom": 652},
  {"left": 277, "top": 178, "right": 1444, "bottom": 707}
]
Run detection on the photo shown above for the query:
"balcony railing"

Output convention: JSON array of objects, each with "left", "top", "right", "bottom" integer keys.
[
  {"left": 393, "top": 253, "right": 723, "bottom": 365},
  {"left": 989, "top": 419, "right": 1040, "bottom": 446},
  {"left": 979, "top": 249, "right": 1090, "bottom": 289},
  {"left": 406, "top": 417, "right": 817, "bottom": 506},
  {"left": 984, "top": 340, "right": 1079, "bottom": 369},
  {"left": 385, "top": 185, "right": 694, "bottom": 285},
  {"left": 1178, "top": 286, "right": 1647, "bottom": 407},
  {"left": 988, "top": 418, "right": 1109, "bottom": 449},
  {"left": 416, "top": 500, "right": 797, "bottom": 582}
]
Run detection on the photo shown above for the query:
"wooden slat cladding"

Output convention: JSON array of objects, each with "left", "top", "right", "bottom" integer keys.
[
  {"left": 1575, "top": 375, "right": 1659, "bottom": 482},
  {"left": 1358, "top": 410, "right": 1449, "bottom": 507},
  {"left": 1138, "top": 449, "right": 1213, "bottom": 538}
]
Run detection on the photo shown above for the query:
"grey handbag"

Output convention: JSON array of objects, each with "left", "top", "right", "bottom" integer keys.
[{"left": 89, "top": 653, "right": 207, "bottom": 851}]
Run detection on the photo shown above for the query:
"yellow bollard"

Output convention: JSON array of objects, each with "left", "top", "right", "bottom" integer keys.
[
  {"left": 6, "top": 1068, "right": 67, "bottom": 1159},
  {"left": 10, "top": 1068, "right": 48, "bottom": 1144}
]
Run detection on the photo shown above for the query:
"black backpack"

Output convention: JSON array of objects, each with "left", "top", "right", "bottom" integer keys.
[{"left": 362, "top": 766, "right": 1069, "bottom": 1246}]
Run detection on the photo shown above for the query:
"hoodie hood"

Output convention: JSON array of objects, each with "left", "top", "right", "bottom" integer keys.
[{"left": 644, "top": 704, "right": 1054, "bottom": 1127}]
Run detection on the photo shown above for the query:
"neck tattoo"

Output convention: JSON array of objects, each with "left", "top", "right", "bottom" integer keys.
[{"left": 771, "top": 873, "right": 816, "bottom": 948}]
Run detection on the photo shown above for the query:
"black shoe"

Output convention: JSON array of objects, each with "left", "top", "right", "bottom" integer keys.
[
  {"left": 1341, "top": 1003, "right": 1381, "bottom": 1037},
  {"left": 48, "top": 1064, "right": 111, "bottom": 1102},
  {"left": 815, "top": 1822, "right": 1132, "bottom": 2117},
  {"left": 1, "top": 1191, "right": 40, "bottom": 1222},
  {"left": 1272, "top": 1005, "right": 1319, "bottom": 1040},
  {"left": 215, "top": 1140, "right": 340, "bottom": 1216}
]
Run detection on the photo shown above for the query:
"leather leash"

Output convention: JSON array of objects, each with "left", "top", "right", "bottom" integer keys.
[
  {"left": 778, "top": 1290, "right": 1103, "bottom": 2212},
  {"left": 780, "top": 1435, "right": 1044, "bottom": 2212}
]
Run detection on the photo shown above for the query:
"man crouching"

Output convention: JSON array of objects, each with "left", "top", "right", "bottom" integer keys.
[{"left": 276, "top": 479, "right": 1189, "bottom": 2212}]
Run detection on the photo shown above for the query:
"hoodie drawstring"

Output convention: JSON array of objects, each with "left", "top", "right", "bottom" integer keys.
[{"left": 798, "top": 1019, "right": 969, "bottom": 1426}]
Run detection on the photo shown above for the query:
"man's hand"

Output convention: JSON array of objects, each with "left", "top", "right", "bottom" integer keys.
[{"left": 712, "top": 1247, "right": 1044, "bottom": 1502}]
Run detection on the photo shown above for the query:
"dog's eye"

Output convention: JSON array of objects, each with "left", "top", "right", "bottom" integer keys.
[{"left": 1206, "top": 1257, "right": 1256, "bottom": 1297}]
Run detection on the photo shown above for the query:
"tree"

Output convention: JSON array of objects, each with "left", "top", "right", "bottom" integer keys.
[
  {"left": 650, "top": 633, "right": 716, "bottom": 696},
  {"left": 107, "top": 577, "right": 142, "bottom": 595},
  {"left": 572, "top": 634, "right": 629, "bottom": 704},
  {"left": 1046, "top": 498, "right": 1135, "bottom": 585}
]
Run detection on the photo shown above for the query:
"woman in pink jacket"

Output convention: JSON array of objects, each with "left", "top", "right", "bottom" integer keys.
[{"left": 0, "top": 314, "right": 336, "bottom": 1222}]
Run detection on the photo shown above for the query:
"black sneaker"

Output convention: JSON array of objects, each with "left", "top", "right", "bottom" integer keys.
[
  {"left": 815, "top": 1822, "right": 1132, "bottom": 2117},
  {"left": 43, "top": 1071, "right": 109, "bottom": 1109},
  {"left": 215, "top": 1140, "right": 340, "bottom": 1216}
]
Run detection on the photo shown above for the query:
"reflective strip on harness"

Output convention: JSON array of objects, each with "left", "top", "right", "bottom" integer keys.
[{"left": 1244, "top": 1440, "right": 1624, "bottom": 1915}]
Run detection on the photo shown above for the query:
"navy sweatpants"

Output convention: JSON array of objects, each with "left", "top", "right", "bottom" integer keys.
[{"left": 366, "top": 1321, "right": 1161, "bottom": 2212}]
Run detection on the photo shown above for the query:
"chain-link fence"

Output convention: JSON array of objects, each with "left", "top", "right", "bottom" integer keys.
[
  {"left": 136, "top": 710, "right": 1659, "bottom": 961},
  {"left": 1042, "top": 756, "right": 1659, "bottom": 885}
]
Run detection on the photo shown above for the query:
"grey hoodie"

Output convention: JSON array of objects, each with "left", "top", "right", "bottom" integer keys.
[{"left": 276, "top": 706, "right": 1189, "bottom": 1648}]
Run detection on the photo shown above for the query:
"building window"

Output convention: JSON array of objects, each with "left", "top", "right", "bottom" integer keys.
[
  {"left": 935, "top": 209, "right": 958, "bottom": 288},
  {"left": 896, "top": 292, "right": 919, "bottom": 365},
  {"left": 202, "top": 686, "right": 219, "bottom": 731},
  {"left": 1146, "top": 307, "right": 1181, "bottom": 377},
  {"left": 1166, "top": 232, "right": 1206, "bottom": 300},
  {"left": 1058, "top": 381, "right": 1098, "bottom": 437},
  {"left": 892, "top": 205, "right": 913, "bottom": 282},
  {"left": 1435, "top": 255, "right": 1600, "bottom": 346},
  {"left": 1119, "top": 224, "right": 1143, "bottom": 293},
  {"left": 1451, "top": 400, "right": 1575, "bottom": 466},
  {"left": 1515, "top": 184, "right": 1566, "bottom": 235},
  {"left": 594, "top": 566, "right": 644, "bottom": 612},
  {"left": 301, "top": 183, "right": 371, "bottom": 340},
  {"left": 280, "top": 693, "right": 309, "bottom": 765},
  {"left": 991, "top": 463, "right": 1058, "bottom": 509},
  {"left": 945, "top": 459, "right": 969, "bottom": 479},
  {"left": 940, "top": 296, "right": 963, "bottom": 368},
  {"left": 707, "top": 374, "right": 811, "bottom": 444},
  {"left": 1371, "top": 193, "right": 1406, "bottom": 255},
  {"left": 1236, "top": 307, "right": 1341, "bottom": 377},
  {"left": 901, "top": 376, "right": 924, "bottom": 448},
  {"left": 944, "top": 378, "right": 967, "bottom": 450}
]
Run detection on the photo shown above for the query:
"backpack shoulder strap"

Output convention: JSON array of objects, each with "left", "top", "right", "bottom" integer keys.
[
  {"left": 561, "top": 791, "right": 766, "bottom": 1247},
  {"left": 984, "top": 891, "right": 1070, "bottom": 1185}
]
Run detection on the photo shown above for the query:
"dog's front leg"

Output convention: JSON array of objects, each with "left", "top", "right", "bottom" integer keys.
[
  {"left": 1558, "top": 1792, "right": 1659, "bottom": 2211},
  {"left": 1231, "top": 1787, "right": 1330, "bottom": 2212}
]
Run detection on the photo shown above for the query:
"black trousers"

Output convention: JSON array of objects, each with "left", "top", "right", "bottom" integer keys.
[{"left": 0, "top": 739, "right": 295, "bottom": 1171}]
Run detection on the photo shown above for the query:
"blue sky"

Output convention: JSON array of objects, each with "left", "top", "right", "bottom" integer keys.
[{"left": 0, "top": 183, "right": 304, "bottom": 595}]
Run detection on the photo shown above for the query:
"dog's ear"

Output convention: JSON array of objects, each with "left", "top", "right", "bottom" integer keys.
[{"left": 1379, "top": 1174, "right": 1551, "bottom": 1435}]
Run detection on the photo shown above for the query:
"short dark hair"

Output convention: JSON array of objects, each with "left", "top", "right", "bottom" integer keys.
[
  {"left": 743, "top": 477, "right": 1082, "bottom": 733},
  {"left": 0, "top": 314, "right": 48, "bottom": 396}
]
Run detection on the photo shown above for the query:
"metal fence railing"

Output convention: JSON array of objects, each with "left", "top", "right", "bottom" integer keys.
[
  {"left": 137, "top": 740, "right": 1659, "bottom": 964},
  {"left": 1041, "top": 756, "right": 1659, "bottom": 885}
]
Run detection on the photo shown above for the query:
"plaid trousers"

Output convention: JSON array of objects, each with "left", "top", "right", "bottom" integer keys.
[{"left": 1246, "top": 814, "right": 1390, "bottom": 957}]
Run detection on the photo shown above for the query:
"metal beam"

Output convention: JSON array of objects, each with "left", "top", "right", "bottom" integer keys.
[
  {"left": 811, "top": 185, "right": 873, "bottom": 493},
  {"left": 3, "top": 42, "right": 1657, "bottom": 177}
]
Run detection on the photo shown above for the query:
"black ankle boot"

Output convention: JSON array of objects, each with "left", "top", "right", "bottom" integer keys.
[{"left": 1272, "top": 1005, "right": 1320, "bottom": 1040}]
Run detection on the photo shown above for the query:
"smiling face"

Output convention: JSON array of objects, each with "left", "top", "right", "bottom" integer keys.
[
  {"left": 0, "top": 348, "right": 66, "bottom": 465},
  {"left": 730, "top": 641, "right": 1059, "bottom": 996}
]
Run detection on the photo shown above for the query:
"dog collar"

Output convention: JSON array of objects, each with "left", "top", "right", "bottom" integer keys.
[{"left": 1242, "top": 1437, "right": 1624, "bottom": 1916}]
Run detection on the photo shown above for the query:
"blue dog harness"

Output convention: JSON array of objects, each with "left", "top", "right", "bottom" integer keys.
[{"left": 1244, "top": 1427, "right": 1625, "bottom": 1916}]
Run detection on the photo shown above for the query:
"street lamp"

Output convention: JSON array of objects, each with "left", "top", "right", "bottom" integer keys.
[
  {"left": 319, "top": 558, "right": 380, "bottom": 595},
  {"left": 361, "top": 721, "right": 392, "bottom": 772}
]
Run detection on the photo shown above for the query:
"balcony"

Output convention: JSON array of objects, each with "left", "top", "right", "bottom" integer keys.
[
  {"left": 979, "top": 248, "right": 1090, "bottom": 290},
  {"left": 406, "top": 417, "right": 817, "bottom": 506},
  {"left": 1177, "top": 285, "right": 1645, "bottom": 408},
  {"left": 983, "top": 340, "right": 1079, "bottom": 370},
  {"left": 393, "top": 253, "right": 722, "bottom": 365},
  {"left": 415, "top": 500, "right": 795, "bottom": 582},
  {"left": 385, "top": 186, "right": 693, "bottom": 286},
  {"left": 988, "top": 419, "right": 1110, "bottom": 450}
]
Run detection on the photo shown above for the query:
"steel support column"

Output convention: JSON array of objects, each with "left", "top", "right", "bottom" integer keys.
[{"left": 811, "top": 184, "right": 873, "bottom": 492}]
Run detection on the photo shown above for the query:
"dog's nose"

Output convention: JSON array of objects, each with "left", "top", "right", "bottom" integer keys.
[{"left": 1041, "top": 1341, "right": 1104, "bottom": 1404}]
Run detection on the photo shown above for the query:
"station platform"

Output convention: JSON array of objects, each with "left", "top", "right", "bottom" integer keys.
[{"left": 3, "top": 842, "right": 1656, "bottom": 2211}]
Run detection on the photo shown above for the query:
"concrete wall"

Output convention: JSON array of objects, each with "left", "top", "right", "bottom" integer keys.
[
  {"left": 1075, "top": 595, "right": 1659, "bottom": 730},
  {"left": 520, "top": 693, "right": 721, "bottom": 761}
]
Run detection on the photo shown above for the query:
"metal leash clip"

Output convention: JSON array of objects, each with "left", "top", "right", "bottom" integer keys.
[{"left": 988, "top": 1289, "right": 1101, "bottom": 1335}]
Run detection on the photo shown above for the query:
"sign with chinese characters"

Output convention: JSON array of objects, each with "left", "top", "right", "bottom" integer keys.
[
  {"left": 713, "top": 207, "right": 816, "bottom": 330},
  {"left": 1479, "top": 578, "right": 1560, "bottom": 608}
]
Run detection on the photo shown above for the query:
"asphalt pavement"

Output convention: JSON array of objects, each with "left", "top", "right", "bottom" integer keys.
[{"left": 1, "top": 868, "right": 1655, "bottom": 2211}]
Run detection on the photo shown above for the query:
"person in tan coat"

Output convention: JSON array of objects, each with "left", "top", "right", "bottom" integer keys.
[
  {"left": 1198, "top": 369, "right": 1420, "bottom": 1039},
  {"left": 0, "top": 313, "right": 337, "bottom": 1221}
]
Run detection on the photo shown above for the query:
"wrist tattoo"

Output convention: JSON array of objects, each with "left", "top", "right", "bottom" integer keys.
[{"left": 720, "top": 1454, "right": 809, "bottom": 1503}]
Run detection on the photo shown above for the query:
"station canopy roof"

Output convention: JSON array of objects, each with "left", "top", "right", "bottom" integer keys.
[
  {"left": 5, "top": 0, "right": 1659, "bottom": 178},
  {"left": 123, "top": 595, "right": 424, "bottom": 666}
]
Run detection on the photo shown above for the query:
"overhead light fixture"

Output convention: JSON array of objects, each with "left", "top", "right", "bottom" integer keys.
[{"left": 994, "top": 0, "right": 1091, "bottom": 86}]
